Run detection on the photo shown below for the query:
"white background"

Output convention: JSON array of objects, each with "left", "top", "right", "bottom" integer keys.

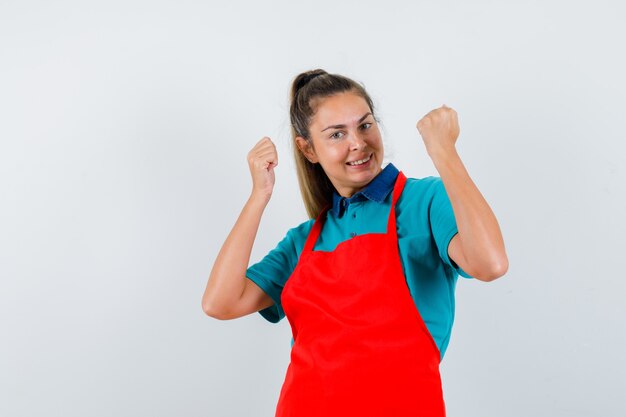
[{"left": 1, "top": 1, "right": 624, "bottom": 416}]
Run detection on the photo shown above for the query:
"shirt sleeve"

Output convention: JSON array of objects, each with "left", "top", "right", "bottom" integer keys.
[
  {"left": 245, "top": 220, "right": 313, "bottom": 323},
  {"left": 429, "top": 177, "right": 474, "bottom": 279}
]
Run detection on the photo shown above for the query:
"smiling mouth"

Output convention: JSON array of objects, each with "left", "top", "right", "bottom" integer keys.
[{"left": 347, "top": 153, "right": 372, "bottom": 166}]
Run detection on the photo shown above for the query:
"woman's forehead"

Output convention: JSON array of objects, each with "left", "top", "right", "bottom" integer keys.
[{"left": 311, "top": 93, "right": 371, "bottom": 128}]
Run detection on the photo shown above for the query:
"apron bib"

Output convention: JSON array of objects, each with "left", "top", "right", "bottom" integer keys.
[{"left": 276, "top": 171, "right": 446, "bottom": 417}]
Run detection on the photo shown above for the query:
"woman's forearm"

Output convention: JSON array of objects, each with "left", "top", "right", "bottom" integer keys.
[{"left": 202, "top": 192, "right": 269, "bottom": 316}]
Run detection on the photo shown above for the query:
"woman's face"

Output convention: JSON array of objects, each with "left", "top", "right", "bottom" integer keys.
[{"left": 297, "top": 91, "right": 384, "bottom": 198}]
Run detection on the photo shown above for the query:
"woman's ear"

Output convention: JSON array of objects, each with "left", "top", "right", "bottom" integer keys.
[{"left": 295, "top": 136, "right": 319, "bottom": 163}]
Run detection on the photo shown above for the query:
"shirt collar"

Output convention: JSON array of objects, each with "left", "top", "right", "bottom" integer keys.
[{"left": 331, "top": 162, "right": 400, "bottom": 218}]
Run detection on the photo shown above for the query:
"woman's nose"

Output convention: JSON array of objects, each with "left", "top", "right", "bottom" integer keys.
[{"left": 349, "top": 131, "right": 367, "bottom": 150}]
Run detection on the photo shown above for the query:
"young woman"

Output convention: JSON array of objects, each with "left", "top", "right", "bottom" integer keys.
[{"left": 202, "top": 69, "right": 508, "bottom": 416}]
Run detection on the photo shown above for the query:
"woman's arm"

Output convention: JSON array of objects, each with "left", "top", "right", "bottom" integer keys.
[
  {"left": 432, "top": 149, "right": 508, "bottom": 281},
  {"left": 417, "top": 106, "right": 508, "bottom": 282},
  {"left": 202, "top": 137, "right": 278, "bottom": 317}
]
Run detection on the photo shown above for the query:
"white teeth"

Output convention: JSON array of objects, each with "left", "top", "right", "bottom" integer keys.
[{"left": 348, "top": 154, "right": 371, "bottom": 166}]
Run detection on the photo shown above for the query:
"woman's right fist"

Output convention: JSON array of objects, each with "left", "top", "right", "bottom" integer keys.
[{"left": 247, "top": 136, "right": 278, "bottom": 201}]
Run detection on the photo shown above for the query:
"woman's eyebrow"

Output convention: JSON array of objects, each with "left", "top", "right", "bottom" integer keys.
[{"left": 321, "top": 112, "right": 372, "bottom": 132}]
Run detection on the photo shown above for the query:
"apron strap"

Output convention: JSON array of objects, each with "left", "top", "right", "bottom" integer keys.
[
  {"left": 387, "top": 171, "right": 407, "bottom": 238},
  {"left": 302, "top": 203, "right": 329, "bottom": 254}
]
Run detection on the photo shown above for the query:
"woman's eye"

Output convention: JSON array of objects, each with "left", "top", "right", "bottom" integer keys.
[{"left": 330, "top": 123, "right": 371, "bottom": 139}]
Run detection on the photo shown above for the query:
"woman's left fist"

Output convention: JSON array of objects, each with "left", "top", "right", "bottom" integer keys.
[{"left": 416, "top": 105, "right": 460, "bottom": 157}]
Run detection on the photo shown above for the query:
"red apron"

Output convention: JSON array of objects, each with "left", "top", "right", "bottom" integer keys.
[{"left": 276, "top": 171, "right": 446, "bottom": 417}]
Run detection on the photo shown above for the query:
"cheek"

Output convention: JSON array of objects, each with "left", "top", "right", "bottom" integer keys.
[
  {"left": 366, "top": 128, "right": 381, "bottom": 140},
  {"left": 367, "top": 133, "right": 382, "bottom": 148},
  {"left": 330, "top": 148, "right": 348, "bottom": 162},
  {"left": 322, "top": 148, "right": 348, "bottom": 167}
]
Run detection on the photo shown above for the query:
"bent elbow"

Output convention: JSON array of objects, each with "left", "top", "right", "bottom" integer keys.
[
  {"left": 479, "top": 258, "right": 509, "bottom": 282},
  {"left": 202, "top": 299, "right": 223, "bottom": 319}
]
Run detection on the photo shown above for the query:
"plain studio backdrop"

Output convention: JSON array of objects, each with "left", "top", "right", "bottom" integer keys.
[{"left": 1, "top": 1, "right": 624, "bottom": 416}]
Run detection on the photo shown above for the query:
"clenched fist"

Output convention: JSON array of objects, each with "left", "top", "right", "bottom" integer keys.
[
  {"left": 247, "top": 136, "right": 278, "bottom": 202},
  {"left": 416, "top": 105, "right": 460, "bottom": 157}
]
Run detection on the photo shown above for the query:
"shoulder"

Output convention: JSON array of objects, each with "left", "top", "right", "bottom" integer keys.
[
  {"left": 397, "top": 175, "right": 443, "bottom": 206},
  {"left": 286, "top": 218, "right": 315, "bottom": 239},
  {"left": 247, "top": 217, "right": 314, "bottom": 279},
  {"left": 279, "top": 218, "right": 315, "bottom": 255},
  {"left": 394, "top": 175, "right": 448, "bottom": 229}
]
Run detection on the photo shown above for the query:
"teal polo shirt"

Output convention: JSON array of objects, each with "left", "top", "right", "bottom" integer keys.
[{"left": 246, "top": 162, "right": 473, "bottom": 360}]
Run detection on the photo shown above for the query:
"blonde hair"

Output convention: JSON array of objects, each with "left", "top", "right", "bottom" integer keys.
[{"left": 289, "top": 69, "right": 378, "bottom": 219}]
